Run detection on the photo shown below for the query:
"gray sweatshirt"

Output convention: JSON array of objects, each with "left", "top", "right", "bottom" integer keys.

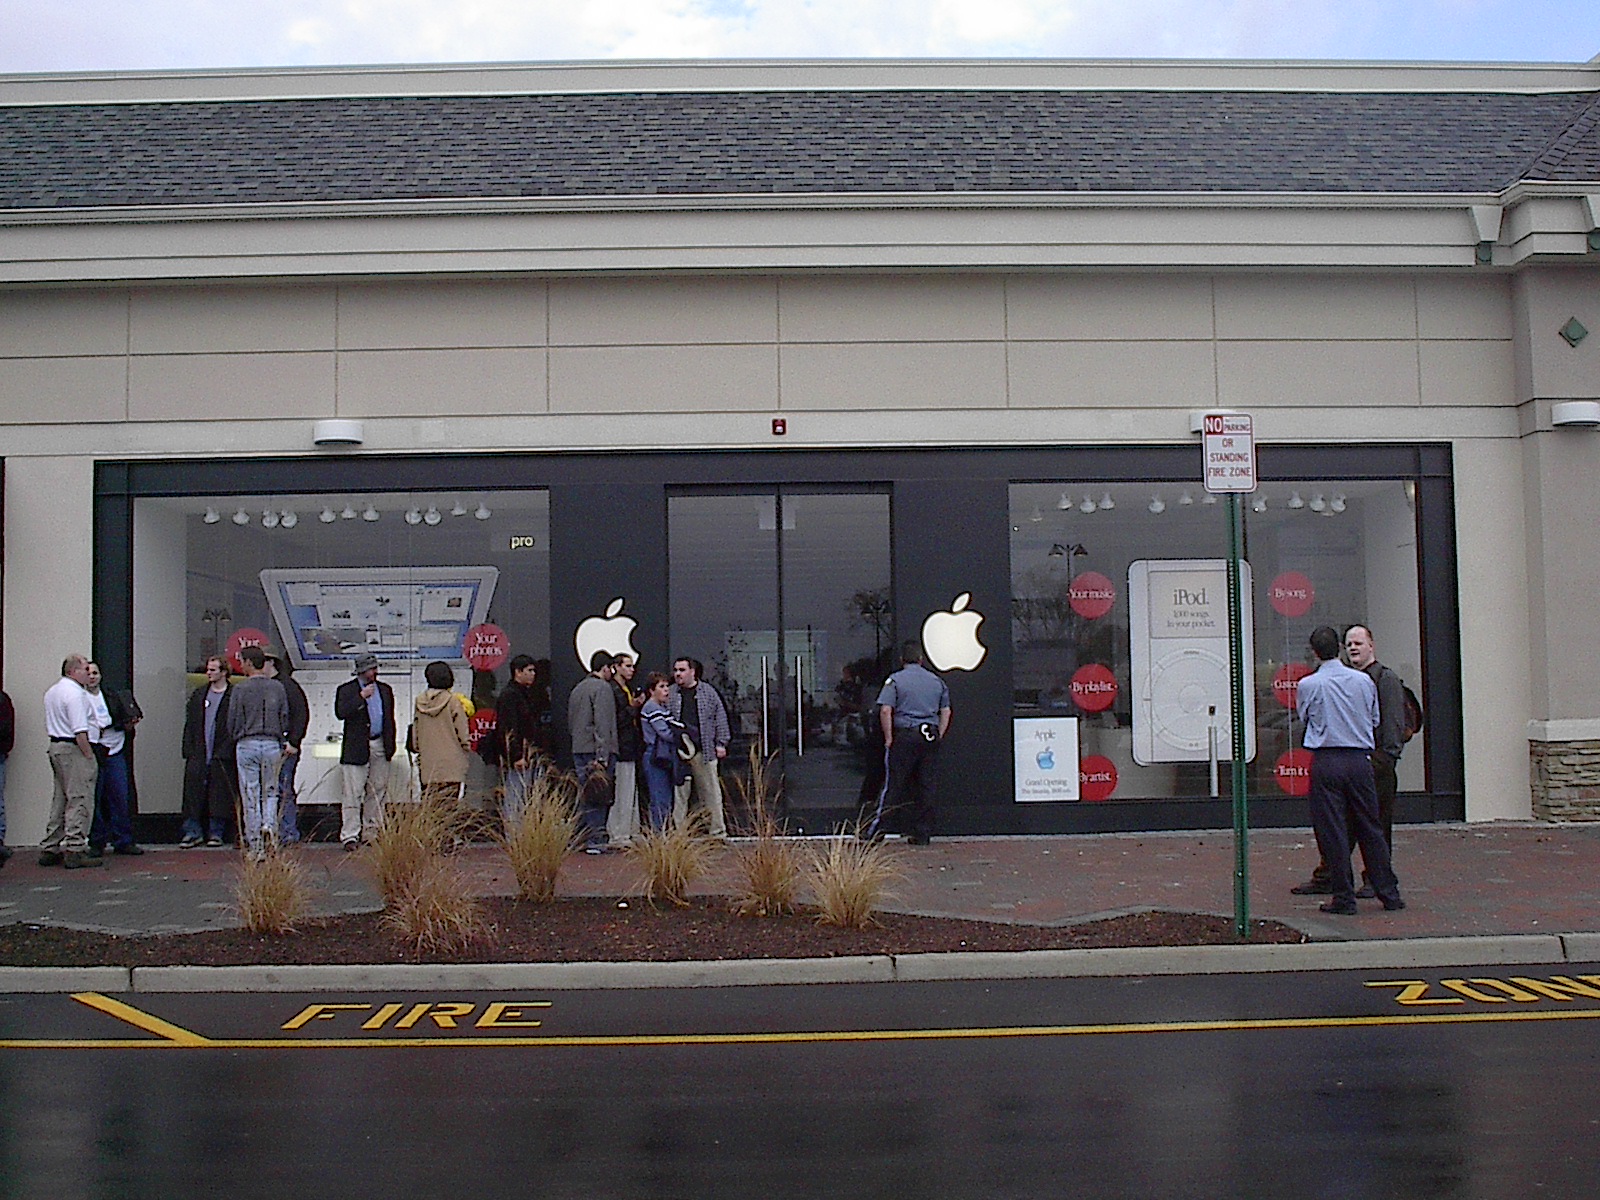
[
  {"left": 227, "top": 675, "right": 289, "bottom": 744},
  {"left": 567, "top": 674, "right": 618, "bottom": 756}
]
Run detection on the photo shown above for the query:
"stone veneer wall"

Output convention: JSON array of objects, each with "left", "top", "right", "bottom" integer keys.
[{"left": 1530, "top": 739, "right": 1600, "bottom": 821}]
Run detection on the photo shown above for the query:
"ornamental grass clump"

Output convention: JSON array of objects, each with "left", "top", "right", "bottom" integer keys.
[
  {"left": 234, "top": 848, "right": 314, "bottom": 936},
  {"left": 500, "top": 768, "right": 583, "bottom": 903},
  {"left": 381, "top": 855, "right": 484, "bottom": 955},
  {"left": 726, "top": 748, "right": 804, "bottom": 917},
  {"left": 369, "top": 794, "right": 473, "bottom": 906},
  {"left": 628, "top": 811, "right": 714, "bottom": 906},
  {"left": 808, "top": 832, "right": 904, "bottom": 930}
]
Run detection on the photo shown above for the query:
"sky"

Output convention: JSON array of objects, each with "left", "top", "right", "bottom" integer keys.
[{"left": 0, "top": 0, "right": 1596, "bottom": 75}]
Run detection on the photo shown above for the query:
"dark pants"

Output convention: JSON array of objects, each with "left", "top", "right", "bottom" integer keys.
[
  {"left": 1308, "top": 747, "right": 1400, "bottom": 907},
  {"left": 572, "top": 752, "right": 614, "bottom": 847},
  {"left": 90, "top": 750, "right": 135, "bottom": 851},
  {"left": 182, "top": 756, "right": 235, "bottom": 841},
  {"left": 1314, "top": 752, "right": 1398, "bottom": 885},
  {"left": 874, "top": 727, "right": 940, "bottom": 841}
]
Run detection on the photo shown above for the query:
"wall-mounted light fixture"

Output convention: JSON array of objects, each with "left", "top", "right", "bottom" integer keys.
[
  {"left": 261, "top": 509, "right": 280, "bottom": 529},
  {"left": 1560, "top": 317, "right": 1589, "bottom": 348},
  {"left": 279, "top": 510, "right": 298, "bottom": 529},
  {"left": 423, "top": 506, "right": 442, "bottom": 526},
  {"left": 404, "top": 507, "right": 423, "bottom": 526},
  {"left": 1552, "top": 400, "right": 1600, "bottom": 428},
  {"left": 1584, "top": 194, "right": 1600, "bottom": 253},
  {"left": 362, "top": 505, "right": 380, "bottom": 522},
  {"left": 202, "top": 507, "right": 220, "bottom": 524},
  {"left": 312, "top": 419, "right": 364, "bottom": 447},
  {"left": 232, "top": 508, "right": 250, "bottom": 526},
  {"left": 319, "top": 508, "right": 337, "bottom": 524},
  {"left": 1469, "top": 204, "right": 1502, "bottom": 265},
  {"left": 474, "top": 503, "right": 492, "bottom": 520}
]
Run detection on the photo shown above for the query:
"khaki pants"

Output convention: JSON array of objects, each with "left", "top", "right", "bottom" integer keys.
[
  {"left": 341, "top": 740, "right": 390, "bottom": 843},
  {"left": 606, "top": 760, "right": 640, "bottom": 845},
  {"left": 44, "top": 741, "right": 97, "bottom": 853},
  {"left": 672, "top": 751, "right": 726, "bottom": 838}
]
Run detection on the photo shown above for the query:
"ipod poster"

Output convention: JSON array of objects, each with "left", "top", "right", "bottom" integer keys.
[{"left": 1014, "top": 717, "right": 1081, "bottom": 802}]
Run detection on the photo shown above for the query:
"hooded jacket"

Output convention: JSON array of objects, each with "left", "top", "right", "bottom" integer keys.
[{"left": 413, "top": 688, "right": 471, "bottom": 786}]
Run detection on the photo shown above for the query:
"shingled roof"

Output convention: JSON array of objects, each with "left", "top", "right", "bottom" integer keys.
[{"left": 4, "top": 88, "right": 1599, "bottom": 210}]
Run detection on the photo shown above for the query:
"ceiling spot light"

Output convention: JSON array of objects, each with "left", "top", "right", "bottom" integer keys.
[
  {"left": 1287, "top": 491, "right": 1305, "bottom": 510},
  {"left": 404, "top": 507, "right": 423, "bottom": 526},
  {"left": 202, "top": 507, "right": 220, "bottom": 524},
  {"left": 1330, "top": 494, "right": 1347, "bottom": 514},
  {"left": 1177, "top": 491, "right": 1194, "bottom": 507},
  {"left": 1202, "top": 493, "right": 1219, "bottom": 506},
  {"left": 261, "top": 510, "right": 280, "bottom": 529},
  {"left": 279, "top": 510, "right": 298, "bottom": 529},
  {"left": 362, "top": 505, "right": 380, "bottom": 522},
  {"left": 1148, "top": 495, "right": 1166, "bottom": 514},
  {"left": 1079, "top": 495, "right": 1097, "bottom": 514},
  {"left": 1057, "top": 491, "right": 1073, "bottom": 511},
  {"left": 451, "top": 501, "right": 468, "bottom": 517},
  {"left": 474, "top": 503, "right": 492, "bottom": 520},
  {"left": 1309, "top": 493, "right": 1327, "bottom": 513},
  {"left": 319, "top": 508, "right": 337, "bottom": 524},
  {"left": 1030, "top": 506, "right": 1044, "bottom": 523},
  {"left": 1251, "top": 497, "right": 1268, "bottom": 513},
  {"left": 1099, "top": 492, "right": 1115, "bottom": 511},
  {"left": 232, "top": 509, "right": 250, "bottom": 526},
  {"left": 341, "top": 506, "right": 357, "bottom": 520},
  {"left": 423, "top": 506, "right": 442, "bottom": 526}
]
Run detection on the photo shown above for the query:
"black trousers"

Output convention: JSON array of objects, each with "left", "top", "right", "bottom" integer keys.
[
  {"left": 880, "top": 730, "right": 940, "bottom": 841},
  {"left": 1314, "top": 752, "right": 1398, "bottom": 884},
  {"left": 182, "top": 757, "right": 236, "bottom": 839},
  {"left": 1308, "top": 748, "right": 1400, "bottom": 906}
]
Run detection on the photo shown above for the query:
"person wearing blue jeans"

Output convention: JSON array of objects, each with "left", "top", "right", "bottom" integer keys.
[
  {"left": 265, "top": 653, "right": 308, "bottom": 844},
  {"left": 638, "top": 673, "right": 678, "bottom": 830},
  {"left": 227, "top": 646, "right": 290, "bottom": 858},
  {"left": 568, "top": 651, "right": 618, "bottom": 852},
  {"left": 86, "top": 663, "right": 144, "bottom": 857}
]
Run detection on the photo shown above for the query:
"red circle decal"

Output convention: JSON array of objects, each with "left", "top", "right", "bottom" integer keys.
[
  {"left": 1070, "top": 664, "right": 1119, "bottom": 712},
  {"left": 1271, "top": 663, "right": 1313, "bottom": 710},
  {"left": 1274, "top": 748, "right": 1314, "bottom": 796},
  {"left": 1269, "top": 571, "right": 1315, "bottom": 618},
  {"left": 464, "top": 623, "right": 510, "bottom": 671},
  {"left": 468, "top": 708, "right": 497, "bottom": 752},
  {"left": 225, "top": 627, "right": 270, "bottom": 674},
  {"left": 1068, "top": 571, "right": 1116, "bottom": 620},
  {"left": 1079, "top": 754, "right": 1118, "bottom": 801}
]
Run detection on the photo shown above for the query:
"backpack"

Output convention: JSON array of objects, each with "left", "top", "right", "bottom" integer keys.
[{"left": 1400, "top": 683, "right": 1424, "bottom": 743}]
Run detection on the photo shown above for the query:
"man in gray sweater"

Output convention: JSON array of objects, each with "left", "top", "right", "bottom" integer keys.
[
  {"left": 568, "top": 651, "right": 618, "bottom": 852},
  {"left": 227, "top": 645, "right": 290, "bottom": 858}
]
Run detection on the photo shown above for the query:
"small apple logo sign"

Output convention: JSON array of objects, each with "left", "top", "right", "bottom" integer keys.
[
  {"left": 574, "top": 597, "right": 639, "bottom": 669},
  {"left": 1035, "top": 748, "right": 1056, "bottom": 771},
  {"left": 921, "top": 592, "right": 987, "bottom": 672}
]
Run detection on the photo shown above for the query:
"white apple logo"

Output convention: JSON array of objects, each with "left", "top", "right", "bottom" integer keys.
[
  {"left": 922, "top": 592, "right": 987, "bottom": 671},
  {"left": 574, "top": 597, "right": 640, "bottom": 669}
]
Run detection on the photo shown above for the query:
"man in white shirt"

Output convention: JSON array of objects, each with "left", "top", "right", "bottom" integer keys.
[{"left": 41, "top": 653, "right": 103, "bottom": 869}]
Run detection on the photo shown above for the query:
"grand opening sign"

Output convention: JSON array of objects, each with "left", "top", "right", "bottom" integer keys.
[{"left": 1202, "top": 412, "right": 1256, "bottom": 493}]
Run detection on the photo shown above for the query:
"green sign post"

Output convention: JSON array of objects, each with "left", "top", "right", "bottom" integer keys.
[{"left": 1202, "top": 411, "right": 1256, "bottom": 939}]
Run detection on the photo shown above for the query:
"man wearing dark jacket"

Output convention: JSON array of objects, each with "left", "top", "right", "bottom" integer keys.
[
  {"left": 495, "top": 654, "right": 544, "bottom": 816},
  {"left": 334, "top": 653, "right": 396, "bottom": 851},
  {"left": 180, "top": 656, "right": 235, "bottom": 847}
]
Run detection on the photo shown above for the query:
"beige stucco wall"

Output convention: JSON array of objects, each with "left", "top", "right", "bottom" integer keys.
[{"left": 1, "top": 456, "right": 97, "bottom": 844}]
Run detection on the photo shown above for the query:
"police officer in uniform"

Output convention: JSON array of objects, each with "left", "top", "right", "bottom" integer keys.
[{"left": 868, "top": 640, "right": 951, "bottom": 845}]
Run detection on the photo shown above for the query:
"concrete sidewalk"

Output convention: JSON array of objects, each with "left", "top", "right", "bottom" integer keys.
[{"left": 3, "top": 821, "right": 1597, "bottom": 944}]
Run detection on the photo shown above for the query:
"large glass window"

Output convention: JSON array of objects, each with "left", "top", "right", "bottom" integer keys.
[
  {"left": 1010, "top": 480, "right": 1424, "bottom": 803},
  {"left": 132, "top": 490, "right": 550, "bottom": 817}
]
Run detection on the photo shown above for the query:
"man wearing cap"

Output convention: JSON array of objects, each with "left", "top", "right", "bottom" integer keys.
[
  {"left": 334, "top": 653, "right": 396, "bottom": 851},
  {"left": 869, "top": 640, "right": 951, "bottom": 845},
  {"left": 40, "top": 654, "right": 102, "bottom": 868}
]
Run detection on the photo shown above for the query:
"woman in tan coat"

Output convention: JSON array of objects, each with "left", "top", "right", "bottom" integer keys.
[{"left": 413, "top": 660, "right": 471, "bottom": 805}]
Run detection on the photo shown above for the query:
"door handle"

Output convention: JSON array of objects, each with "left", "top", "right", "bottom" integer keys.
[
  {"left": 795, "top": 655, "right": 804, "bottom": 757},
  {"left": 760, "top": 655, "right": 769, "bottom": 757}
]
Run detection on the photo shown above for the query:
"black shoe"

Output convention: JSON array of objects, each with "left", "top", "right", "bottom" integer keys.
[
  {"left": 1291, "top": 879, "right": 1333, "bottom": 895},
  {"left": 1318, "top": 900, "right": 1358, "bottom": 915},
  {"left": 89, "top": 845, "right": 106, "bottom": 858},
  {"left": 1382, "top": 897, "right": 1407, "bottom": 912},
  {"left": 113, "top": 843, "right": 145, "bottom": 856},
  {"left": 342, "top": 839, "right": 359, "bottom": 853},
  {"left": 178, "top": 834, "right": 202, "bottom": 849},
  {"left": 37, "top": 851, "right": 64, "bottom": 867},
  {"left": 906, "top": 835, "right": 931, "bottom": 846},
  {"left": 0, "top": 845, "right": 12, "bottom": 867},
  {"left": 1354, "top": 883, "right": 1377, "bottom": 899},
  {"left": 63, "top": 851, "right": 106, "bottom": 870}
]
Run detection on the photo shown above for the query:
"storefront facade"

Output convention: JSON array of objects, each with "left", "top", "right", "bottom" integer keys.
[{"left": 3, "top": 58, "right": 1597, "bottom": 841}]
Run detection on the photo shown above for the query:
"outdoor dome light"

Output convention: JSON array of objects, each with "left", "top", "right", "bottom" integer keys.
[
  {"left": 279, "top": 510, "right": 298, "bottom": 529},
  {"left": 1057, "top": 491, "right": 1073, "bottom": 510},
  {"left": 1149, "top": 495, "right": 1166, "bottom": 514},
  {"left": 1079, "top": 495, "right": 1097, "bottom": 514},
  {"left": 1177, "top": 491, "right": 1194, "bottom": 506},
  {"left": 1251, "top": 496, "right": 1268, "bottom": 513},
  {"left": 1287, "top": 491, "right": 1305, "bottom": 510},
  {"left": 232, "top": 509, "right": 250, "bottom": 526},
  {"left": 202, "top": 507, "right": 220, "bottom": 524},
  {"left": 362, "top": 505, "right": 380, "bottom": 522},
  {"left": 451, "top": 501, "right": 468, "bottom": 517},
  {"left": 341, "top": 506, "right": 357, "bottom": 520},
  {"left": 1030, "top": 506, "right": 1043, "bottom": 523},
  {"left": 1330, "top": 494, "right": 1347, "bottom": 514},
  {"left": 1099, "top": 492, "right": 1115, "bottom": 511},
  {"left": 261, "top": 509, "right": 280, "bottom": 529},
  {"left": 474, "top": 503, "right": 492, "bottom": 520},
  {"left": 404, "top": 507, "right": 423, "bottom": 526},
  {"left": 1309, "top": 493, "right": 1327, "bottom": 513},
  {"left": 319, "top": 508, "right": 337, "bottom": 524},
  {"left": 423, "top": 506, "right": 441, "bottom": 526}
]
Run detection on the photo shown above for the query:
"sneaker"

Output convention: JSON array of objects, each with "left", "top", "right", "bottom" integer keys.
[
  {"left": 205, "top": 837, "right": 224, "bottom": 847},
  {"left": 113, "top": 843, "right": 145, "bottom": 856},
  {"left": 37, "top": 850, "right": 64, "bottom": 867},
  {"left": 63, "top": 851, "right": 106, "bottom": 870},
  {"left": 178, "top": 835, "right": 202, "bottom": 849},
  {"left": 1290, "top": 879, "right": 1334, "bottom": 895},
  {"left": 583, "top": 844, "right": 605, "bottom": 855}
]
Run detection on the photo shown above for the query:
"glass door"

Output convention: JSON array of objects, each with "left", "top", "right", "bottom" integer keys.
[{"left": 667, "top": 489, "right": 892, "bottom": 831}]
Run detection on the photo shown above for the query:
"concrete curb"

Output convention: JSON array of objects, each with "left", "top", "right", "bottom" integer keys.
[{"left": 5, "top": 933, "right": 1594, "bottom": 995}]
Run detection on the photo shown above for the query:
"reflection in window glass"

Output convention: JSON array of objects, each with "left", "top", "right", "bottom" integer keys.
[
  {"left": 1010, "top": 482, "right": 1424, "bottom": 803},
  {"left": 131, "top": 490, "right": 550, "bottom": 818}
]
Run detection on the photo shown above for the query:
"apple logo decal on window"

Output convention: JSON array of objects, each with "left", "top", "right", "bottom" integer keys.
[
  {"left": 574, "top": 597, "right": 640, "bottom": 669},
  {"left": 921, "top": 593, "right": 987, "bottom": 671}
]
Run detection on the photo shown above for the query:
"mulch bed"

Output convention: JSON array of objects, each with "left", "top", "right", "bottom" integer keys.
[{"left": 0, "top": 897, "right": 1305, "bottom": 968}]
